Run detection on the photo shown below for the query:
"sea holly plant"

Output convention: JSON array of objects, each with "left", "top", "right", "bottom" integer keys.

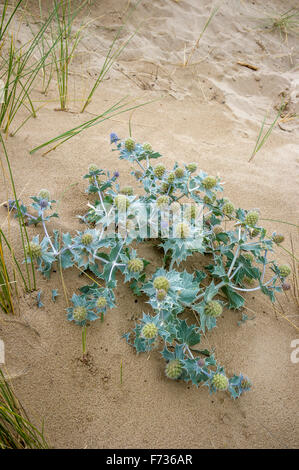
[{"left": 8, "top": 135, "right": 291, "bottom": 396}]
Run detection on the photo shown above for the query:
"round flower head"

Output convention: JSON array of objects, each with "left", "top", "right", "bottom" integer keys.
[
  {"left": 128, "top": 258, "right": 144, "bottom": 273},
  {"left": 73, "top": 306, "right": 87, "bottom": 323},
  {"left": 26, "top": 242, "right": 42, "bottom": 258},
  {"left": 165, "top": 359, "right": 183, "bottom": 379},
  {"left": 212, "top": 373, "right": 229, "bottom": 391},
  {"left": 157, "top": 195, "right": 169, "bottom": 209},
  {"left": 120, "top": 186, "right": 134, "bottom": 196},
  {"left": 245, "top": 210, "right": 259, "bottom": 227},
  {"left": 272, "top": 233, "right": 285, "bottom": 244},
  {"left": 186, "top": 163, "right": 197, "bottom": 173},
  {"left": 202, "top": 176, "right": 217, "bottom": 189},
  {"left": 125, "top": 138, "right": 135, "bottom": 151},
  {"left": 114, "top": 195, "right": 129, "bottom": 211},
  {"left": 110, "top": 133, "right": 119, "bottom": 144},
  {"left": 168, "top": 172, "right": 175, "bottom": 184},
  {"left": 204, "top": 300, "right": 223, "bottom": 317},
  {"left": 143, "top": 142, "right": 152, "bottom": 152},
  {"left": 184, "top": 205, "right": 199, "bottom": 221},
  {"left": 203, "top": 194, "right": 216, "bottom": 204},
  {"left": 88, "top": 164, "right": 98, "bottom": 173},
  {"left": 223, "top": 201, "right": 235, "bottom": 216},
  {"left": 154, "top": 164, "right": 166, "bottom": 178},
  {"left": 175, "top": 222, "right": 191, "bottom": 238},
  {"left": 39, "top": 199, "right": 49, "bottom": 210},
  {"left": 153, "top": 276, "right": 170, "bottom": 292},
  {"left": 38, "top": 189, "right": 50, "bottom": 201},
  {"left": 213, "top": 224, "right": 224, "bottom": 234},
  {"left": 278, "top": 264, "right": 291, "bottom": 278},
  {"left": 97, "top": 297, "right": 107, "bottom": 309},
  {"left": 81, "top": 233, "right": 93, "bottom": 246},
  {"left": 142, "top": 322, "right": 158, "bottom": 339},
  {"left": 156, "top": 289, "right": 167, "bottom": 301},
  {"left": 175, "top": 167, "right": 184, "bottom": 178}
]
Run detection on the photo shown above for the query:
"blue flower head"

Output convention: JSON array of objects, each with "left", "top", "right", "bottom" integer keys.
[
  {"left": 110, "top": 133, "right": 119, "bottom": 144},
  {"left": 66, "top": 294, "right": 98, "bottom": 326}
]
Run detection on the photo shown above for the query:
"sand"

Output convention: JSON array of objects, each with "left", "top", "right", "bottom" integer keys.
[{"left": 0, "top": 0, "right": 298, "bottom": 449}]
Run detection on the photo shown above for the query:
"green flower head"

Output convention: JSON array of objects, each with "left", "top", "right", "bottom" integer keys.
[
  {"left": 38, "top": 189, "right": 51, "bottom": 201},
  {"left": 128, "top": 258, "right": 144, "bottom": 273},
  {"left": 245, "top": 210, "right": 259, "bottom": 227},
  {"left": 186, "top": 163, "right": 197, "bottom": 173},
  {"left": 278, "top": 264, "right": 291, "bottom": 278},
  {"left": 204, "top": 300, "right": 223, "bottom": 317},
  {"left": 153, "top": 276, "right": 170, "bottom": 292},
  {"left": 157, "top": 195, "right": 169, "bottom": 209},
  {"left": 142, "top": 322, "right": 158, "bottom": 339},
  {"left": 88, "top": 164, "right": 98, "bottom": 173},
  {"left": 223, "top": 201, "right": 235, "bottom": 216},
  {"left": 202, "top": 176, "right": 217, "bottom": 189},
  {"left": 26, "top": 242, "right": 42, "bottom": 258},
  {"left": 154, "top": 164, "right": 166, "bottom": 178},
  {"left": 125, "top": 138, "right": 135, "bottom": 151},
  {"left": 272, "top": 233, "right": 284, "bottom": 244},
  {"left": 212, "top": 373, "right": 229, "bottom": 391},
  {"left": 175, "top": 167, "right": 184, "bottom": 178},
  {"left": 143, "top": 142, "right": 152, "bottom": 152},
  {"left": 73, "top": 306, "right": 87, "bottom": 322},
  {"left": 81, "top": 233, "right": 93, "bottom": 246},
  {"left": 96, "top": 297, "right": 107, "bottom": 309},
  {"left": 167, "top": 172, "right": 175, "bottom": 184},
  {"left": 165, "top": 359, "right": 183, "bottom": 379}
]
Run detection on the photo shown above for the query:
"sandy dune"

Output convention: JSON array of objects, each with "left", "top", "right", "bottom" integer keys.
[{"left": 0, "top": 0, "right": 298, "bottom": 448}]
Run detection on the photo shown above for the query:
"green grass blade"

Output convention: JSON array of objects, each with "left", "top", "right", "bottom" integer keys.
[
  {"left": 249, "top": 103, "right": 285, "bottom": 162},
  {"left": 30, "top": 97, "right": 158, "bottom": 154},
  {"left": 0, "top": 368, "right": 49, "bottom": 448},
  {"left": 0, "top": 134, "right": 36, "bottom": 290}
]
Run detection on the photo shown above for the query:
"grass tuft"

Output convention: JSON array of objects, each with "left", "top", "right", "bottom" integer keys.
[
  {"left": 248, "top": 102, "right": 286, "bottom": 162},
  {"left": 263, "top": 8, "right": 299, "bottom": 41},
  {"left": 0, "top": 367, "right": 48, "bottom": 448}
]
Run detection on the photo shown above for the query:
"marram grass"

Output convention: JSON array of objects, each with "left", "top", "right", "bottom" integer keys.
[
  {"left": 0, "top": 134, "right": 36, "bottom": 293},
  {"left": 0, "top": 368, "right": 48, "bottom": 449},
  {"left": 0, "top": 232, "right": 15, "bottom": 314},
  {"left": 0, "top": 0, "right": 71, "bottom": 134}
]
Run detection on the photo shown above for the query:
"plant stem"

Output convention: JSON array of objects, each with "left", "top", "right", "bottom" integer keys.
[{"left": 82, "top": 325, "right": 87, "bottom": 356}]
